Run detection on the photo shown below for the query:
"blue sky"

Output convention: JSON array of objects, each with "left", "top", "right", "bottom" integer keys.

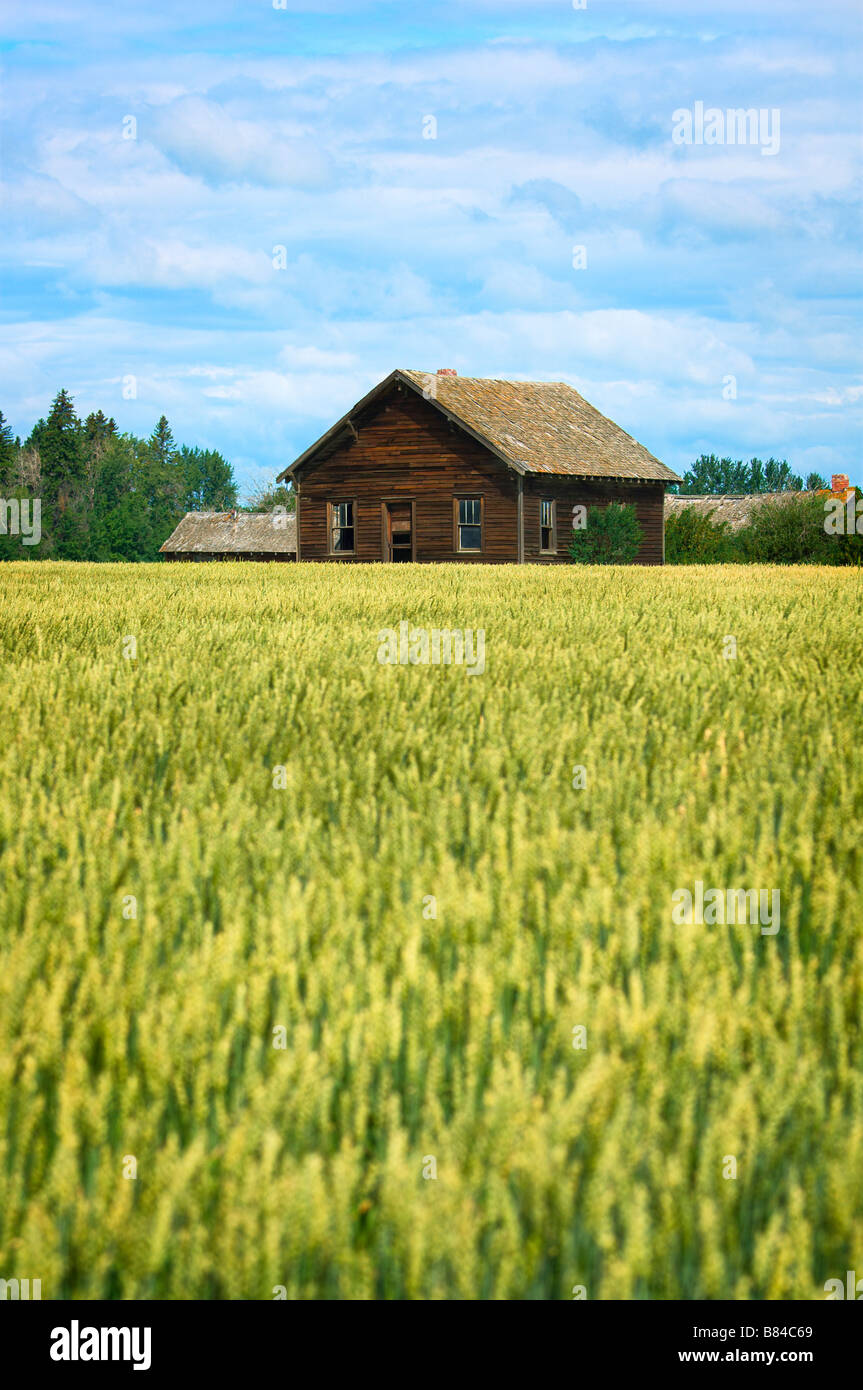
[{"left": 1, "top": 0, "right": 861, "bottom": 495}]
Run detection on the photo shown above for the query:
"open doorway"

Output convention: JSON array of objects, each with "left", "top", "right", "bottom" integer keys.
[{"left": 383, "top": 501, "right": 414, "bottom": 561}]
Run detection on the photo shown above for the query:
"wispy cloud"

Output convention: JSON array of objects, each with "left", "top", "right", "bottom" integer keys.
[{"left": 0, "top": 0, "right": 860, "bottom": 489}]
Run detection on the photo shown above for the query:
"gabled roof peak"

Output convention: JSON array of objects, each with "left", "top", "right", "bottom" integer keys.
[{"left": 279, "top": 369, "right": 679, "bottom": 484}]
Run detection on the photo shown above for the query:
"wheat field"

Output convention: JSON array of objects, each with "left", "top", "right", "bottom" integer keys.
[{"left": 0, "top": 560, "right": 861, "bottom": 1300}]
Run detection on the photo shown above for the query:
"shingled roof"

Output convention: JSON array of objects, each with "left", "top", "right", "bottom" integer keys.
[
  {"left": 664, "top": 493, "right": 804, "bottom": 532},
  {"left": 279, "top": 369, "right": 679, "bottom": 484},
  {"left": 159, "top": 511, "right": 296, "bottom": 555}
]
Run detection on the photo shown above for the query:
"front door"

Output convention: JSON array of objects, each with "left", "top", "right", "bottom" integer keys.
[{"left": 384, "top": 502, "right": 413, "bottom": 561}]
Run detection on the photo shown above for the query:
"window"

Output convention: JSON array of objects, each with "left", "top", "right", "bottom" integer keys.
[
  {"left": 540, "top": 498, "right": 556, "bottom": 552},
  {"left": 456, "top": 497, "right": 482, "bottom": 552},
  {"left": 329, "top": 501, "right": 355, "bottom": 554}
]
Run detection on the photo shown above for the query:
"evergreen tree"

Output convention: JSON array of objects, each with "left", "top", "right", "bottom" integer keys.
[
  {"left": 149, "top": 415, "right": 176, "bottom": 470},
  {"left": 40, "top": 389, "right": 82, "bottom": 502},
  {"left": 84, "top": 410, "right": 118, "bottom": 454},
  {"left": 140, "top": 420, "right": 183, "bottom": 557},
  {"left": 91, "top": 434, "right": 148, "bottom": 561},
  {"left": 24, "top": 417, "right": 47, "bottom": 454},
  {"left": 179, "top": 445, "right": 238, "bottom": 511},
  {"left": 0, "top": 410, "right": 16, "bottom": 489},
  {"left": 37, "top": 390, "right": 87, "bottom": 556}
]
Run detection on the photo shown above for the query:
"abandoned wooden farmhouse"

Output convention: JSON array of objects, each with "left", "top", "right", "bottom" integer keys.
[{"left": 161, "top": 369, "right": 680, "bottom": 564}]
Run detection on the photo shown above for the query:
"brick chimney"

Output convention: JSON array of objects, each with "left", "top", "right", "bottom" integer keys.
[
  {"left": 436, "top": 368, "right": 457, "bottom": 376},
  {"left": 832, "top": 473, "right": 849, "bottom": 492}
]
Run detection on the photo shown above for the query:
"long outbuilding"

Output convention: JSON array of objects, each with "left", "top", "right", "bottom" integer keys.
[{"left": 160, "top": 511, "right": 296, "bottom": 561}]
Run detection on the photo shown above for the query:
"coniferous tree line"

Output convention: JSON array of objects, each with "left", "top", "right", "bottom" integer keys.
[{"left": 0, "top": 389, "right": 241, "bottom": 560}]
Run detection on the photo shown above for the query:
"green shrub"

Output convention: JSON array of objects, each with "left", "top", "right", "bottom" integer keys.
[
  {"left": 665, "top": 506, "right": 737, "bottom": 564},
  {"left": 736, "top": 493, "right": 839, "bottom": 564},
  {"left": 825, "top": 489, "right": 863, "bottom": 566},
  {"left": 568, "top": 501, "right": 643, "bottom": 564}
]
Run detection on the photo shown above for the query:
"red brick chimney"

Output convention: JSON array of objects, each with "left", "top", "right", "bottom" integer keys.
[
  {"left": 436, "top": 368, "right": 457, "bottom": 376},
  {"left": 832, "top": 473, "right": 849, "bottom": 492}
]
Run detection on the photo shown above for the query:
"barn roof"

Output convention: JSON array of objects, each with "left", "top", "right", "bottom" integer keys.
[
  {"left": 278, "top": 369, "right": 680, "bottom": 484},
  {"left": 664, "top": 493, "right": 805, "bottom": 532},
  {"left": 159, "top": 511, "right": 296, "bottom": 554}
]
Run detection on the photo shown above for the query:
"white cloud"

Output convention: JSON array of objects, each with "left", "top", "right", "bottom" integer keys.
[
  {"left": 0, "top": 1, "right": 858, "bottom": 486},
  {"left": 149, "top": 96, "right": 333, "bottom": 188}
]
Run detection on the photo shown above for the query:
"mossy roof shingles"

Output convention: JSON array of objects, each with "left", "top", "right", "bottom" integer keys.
[
  {"left": 399, "top": 371, "right": 680, "bottom": 482},
  {"left": 280, "top": 370, "right": 680, "bottom": 484},
  {"left": 159, "top": 511, "right": 296, "bottom": 554}
]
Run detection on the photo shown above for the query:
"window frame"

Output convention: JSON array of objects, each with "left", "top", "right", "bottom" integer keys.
[
  {"left": 540, "top": 497, "right": 557, "bottom": 554},
  {"left": 453, "top": 495, "right": 484, "bottom": 554},
  {"left": 327, "top": 498, "right": 358, "bottom": 556}
]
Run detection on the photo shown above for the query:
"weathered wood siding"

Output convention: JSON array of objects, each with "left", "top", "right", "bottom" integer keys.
[
  {"left": 522, "top": 477, "right": 666, "bottom": 565},
  {"left": 296, "top": 387, "right": 519, "bottom": 563}
]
